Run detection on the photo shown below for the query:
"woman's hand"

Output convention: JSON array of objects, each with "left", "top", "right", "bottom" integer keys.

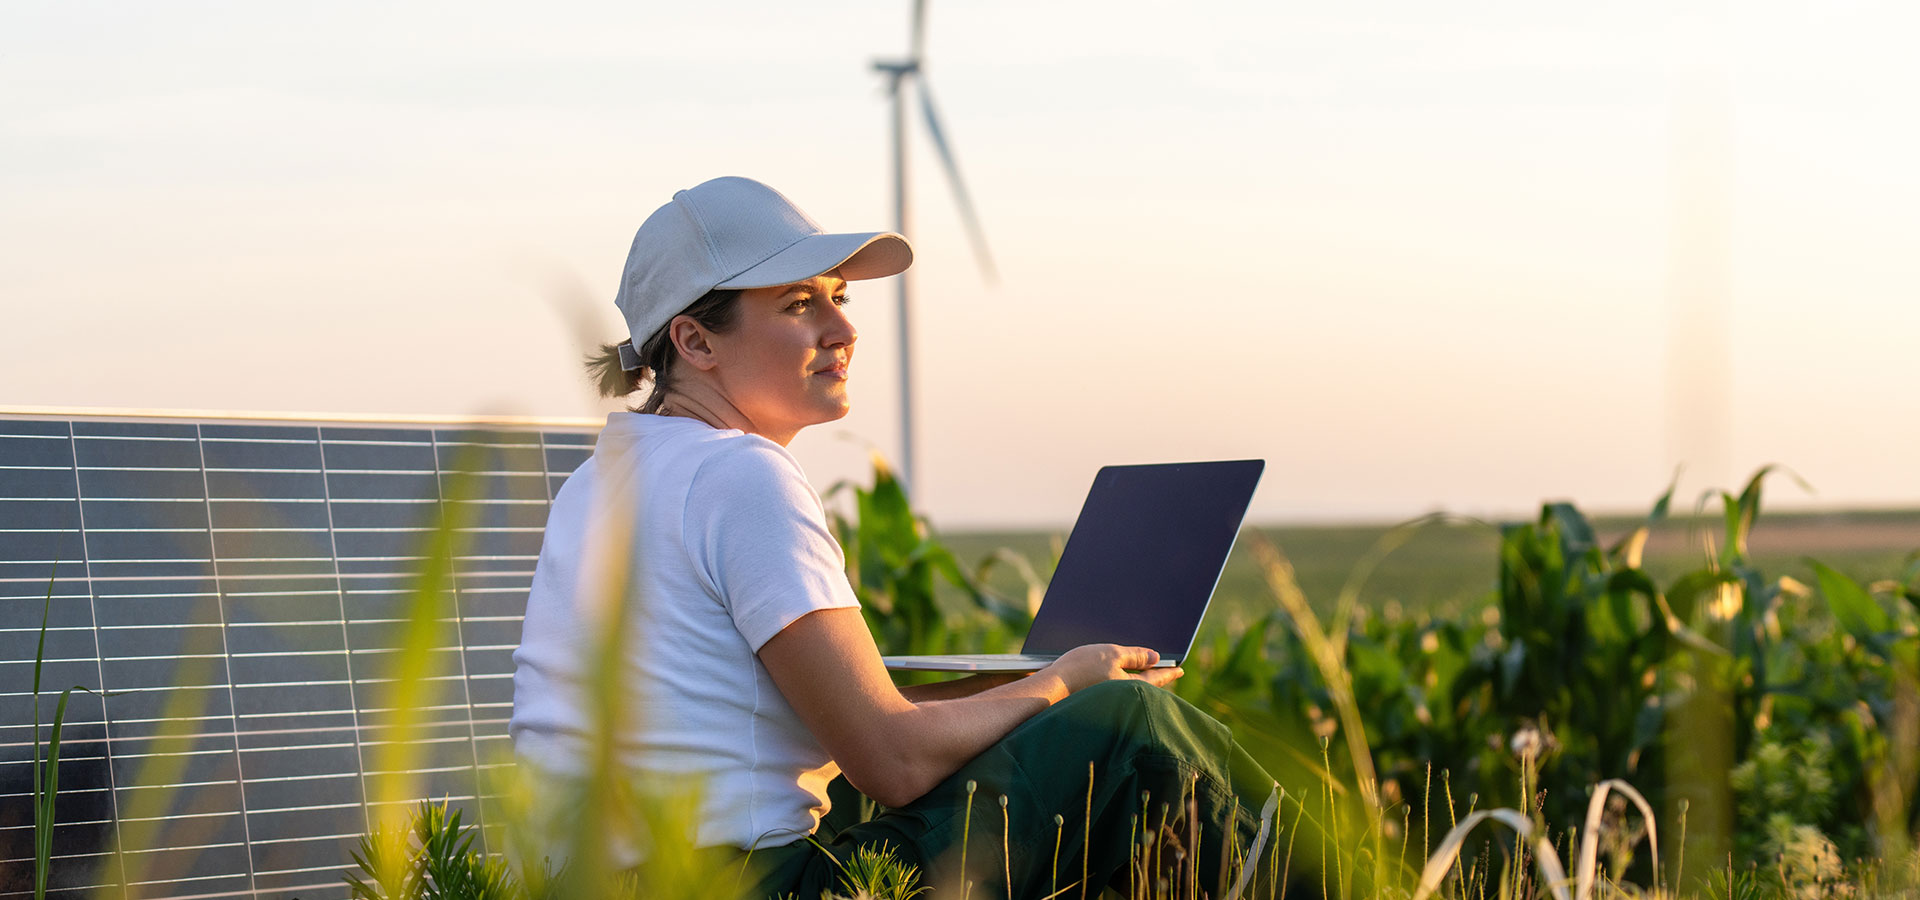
[{"left": 1039, "top": 643, "right": 1184, "bottom": 694}]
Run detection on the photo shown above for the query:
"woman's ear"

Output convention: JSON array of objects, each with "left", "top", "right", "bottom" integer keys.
[{"left": 668, "top": 315, "right": 721, "bottom": 371}]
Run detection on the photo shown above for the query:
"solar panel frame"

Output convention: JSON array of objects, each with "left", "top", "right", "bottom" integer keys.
[{"left": 0, "top": 410, "right": 599, "bottom": 900}]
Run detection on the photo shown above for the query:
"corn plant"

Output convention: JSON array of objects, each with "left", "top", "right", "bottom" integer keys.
[{"left": 827, "top": 456, "right": 1034, "bottom": 661}]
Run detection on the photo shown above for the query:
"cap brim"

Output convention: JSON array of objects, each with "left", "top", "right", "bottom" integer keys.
[{"left": 715, "top": 232, "right": 913, "bottom": 290}]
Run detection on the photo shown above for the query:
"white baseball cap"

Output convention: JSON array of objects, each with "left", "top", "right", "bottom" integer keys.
[{"left": 614, "top": 177, "right": 913, "bottom": 354}]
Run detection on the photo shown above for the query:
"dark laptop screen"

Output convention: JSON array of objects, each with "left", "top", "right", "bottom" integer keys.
[{"left": 1020, "top": 459, "right": 1263, "bottom": 658}]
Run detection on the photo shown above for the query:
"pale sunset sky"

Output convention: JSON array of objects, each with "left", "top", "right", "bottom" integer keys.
[{"left": 3, "top": 1, "right": 1916, "bottom": 528}]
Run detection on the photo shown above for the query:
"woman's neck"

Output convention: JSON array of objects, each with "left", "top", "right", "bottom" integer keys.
[{"left": 652, "top": 387, "right": 793, "bottom": 446}]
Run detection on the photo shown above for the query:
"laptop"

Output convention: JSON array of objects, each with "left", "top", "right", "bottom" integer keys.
[{"left": 881, "top": 459, "right": 1264, "bottom": 672}]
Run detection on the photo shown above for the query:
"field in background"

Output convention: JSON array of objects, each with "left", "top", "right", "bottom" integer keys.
[{"left": 941, "top": 507, "right": 1920, "bottom": 634}]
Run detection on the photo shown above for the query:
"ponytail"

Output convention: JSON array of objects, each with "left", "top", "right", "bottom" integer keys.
[
  {"left": 585, "top": 287, "right": 744, "bottom": 411},
  {"left": 585, "top": 344, "right": 644, "bottom": 399}
]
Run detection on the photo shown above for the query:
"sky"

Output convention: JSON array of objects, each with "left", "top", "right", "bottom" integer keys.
[{"left": 3, "top": 0, "right": 1917, "bottom": 528}]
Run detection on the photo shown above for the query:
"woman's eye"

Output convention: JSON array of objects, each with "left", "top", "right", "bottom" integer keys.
[
  {"left": 786, "top": 297, "right": 812, "bottom": 312},
  {"left": 832, "top": 295, "right": 851, "bottom": 306}
]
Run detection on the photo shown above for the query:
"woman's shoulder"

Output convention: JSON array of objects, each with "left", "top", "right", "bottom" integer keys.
[
  {"left": 689, "top": 431, "right": 808, "bottom": 493},
  {"left": 600, "top": 413, "right": 807, "bottom": 494},
  {"left": 600, "top": 413, "right": 787, "bottom": 465}
]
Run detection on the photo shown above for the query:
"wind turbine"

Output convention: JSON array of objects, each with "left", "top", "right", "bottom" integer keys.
[{"left": 872, "top": 0, "right": 996, "bottom": 497}]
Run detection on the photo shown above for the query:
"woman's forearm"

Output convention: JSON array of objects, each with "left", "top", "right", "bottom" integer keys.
[
  {"left": 897, "top": 672, "right": 1023, "bottom": 702},
  {"left": 867, "top": 674, "right": 1072, "bottom": 805}
]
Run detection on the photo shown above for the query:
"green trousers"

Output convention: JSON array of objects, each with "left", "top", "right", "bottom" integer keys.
[{"left": 741, "top": 680, "right": 1279, "bottom": 900}]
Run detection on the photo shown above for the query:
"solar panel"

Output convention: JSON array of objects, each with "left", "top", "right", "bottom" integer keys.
[{"left": 0, "top": 413, "right": 597, "bottom": 900}]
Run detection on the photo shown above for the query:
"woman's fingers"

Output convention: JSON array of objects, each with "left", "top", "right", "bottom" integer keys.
[
  {"left": 1109, "top": 645, "right": 1161, "bottom": 671},
  {"left": 1045, "top": 644, "right": 1182, "bottom": 694},
  {"left": 1137, "top": 665, "right": 1184, "bottom": 687}
]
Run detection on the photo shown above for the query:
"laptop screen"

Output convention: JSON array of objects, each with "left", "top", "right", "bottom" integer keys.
[{"left": 1020, "top": 459, "right": 1263, "bottom": 658}]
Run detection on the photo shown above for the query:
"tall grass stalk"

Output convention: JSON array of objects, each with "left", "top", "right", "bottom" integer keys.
[
  {"left": 1053, "top": 813, "right": 1065, "bottom": 898},
  {"left": 1082, "top": 762, "right": 1093, "bottom": 900},
  {"left": 1281, "top": 799, "right": 1303, "bottom": 900},
  {"left": 30, "top": 569, "right": 75, "bottom": 900},
  {"left": 1251, "top": 535, "right": 1379, "bottom": 811},
  {"left": 361, "top": 454, "right": 485, "bottom": 892}
]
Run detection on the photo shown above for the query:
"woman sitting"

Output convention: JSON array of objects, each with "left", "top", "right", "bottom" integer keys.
[{"left": 509, "top": 176, "right": 1276, "bottom": 898}]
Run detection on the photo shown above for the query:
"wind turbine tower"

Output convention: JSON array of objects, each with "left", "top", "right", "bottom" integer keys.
[{"left": 872, "top": 0, "right": 996, "bottom": 497}]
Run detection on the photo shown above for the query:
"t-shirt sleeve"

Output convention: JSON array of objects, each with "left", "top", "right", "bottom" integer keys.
[{"left": 684, "top": 440, "right": 861, "bottom": 651}]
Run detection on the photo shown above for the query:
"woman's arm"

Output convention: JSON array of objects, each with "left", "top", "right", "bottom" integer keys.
[
  {"left": 898, "top": 672, "right": 1021, "bottom": 702},
  {"left": 757, "top": 607, "right": 1181, "bottom": 809}
]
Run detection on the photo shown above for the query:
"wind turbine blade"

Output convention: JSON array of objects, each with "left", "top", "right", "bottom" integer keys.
[
  {"left": 917, "top": 82, "right": 1000, "bottom": 283},
  {"left": 910, "top": 0, "right": 928, "bottom": 61}
]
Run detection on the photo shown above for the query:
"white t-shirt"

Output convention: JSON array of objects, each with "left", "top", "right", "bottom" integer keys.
[{"left": 509, "top": 413, "right": 860, "bottom": 854}]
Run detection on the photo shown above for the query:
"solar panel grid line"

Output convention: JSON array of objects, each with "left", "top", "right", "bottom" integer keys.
[
  {"left": 77, "top": 712, "right": 234, "bottom": 729},
  {"left": 225, "top": 676, "right": 351, "bottom": 690},
  {"left": 223, "top": 769, "right": 357, "bottom": 787},
  {"left": 0, "top": 819, "right": 114, "bottom": 842},
  {"left": 106, "top": 744, "right": 231, "bottom": 764},
  {"left": 65, "top": 420, "right": 134, "bottom": 893},
  {"left": 120, "top": 840, "right": 249, "bottom": 859},
  {"left": 112, "top": 808, "right": 240, "bottom": 828},
  {"left": 357, "top": 730, "right": 489, "bottom": 752},
  {"left": 68, "top": 498, "right": 208, "bottom": 504},
  {"left": 238, "top": 806, "right": 359, "bottom": 826},
  {"left": 72, "top": 434, "right": 197, "bottom": 443},
  {"left": 0, "top": 789, "right": 110, "bottom": 808},
  {"left": 120, "top": 875, "right": 251, "bottom": 898},
  {"left": 224, "top": 623, "right": 353, "bottom": 634},
  {"left": 83, "top": 651, "right": 226, "bottom": 664},
  {"left": 251, "top": 858, "right": 355, "bottom": 873},
  {"left": 115, "top": 774, "right": 236, "bottom": 793},
  {"left": 192, "top": 424, "right": 262, "bottom": 898},
  {"left": 0, "top": 656, "right": 101, "bottom": 670}
]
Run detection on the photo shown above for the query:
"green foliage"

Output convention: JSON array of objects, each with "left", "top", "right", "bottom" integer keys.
[
  {"left": 827, "top": 457, "right": 1035, "bottom": 660},
  {"left": 345, "top": 801, "right": 519, "bottom": 900},
  {"left": 1731, "top": 735, "right": 1848, "bottom": 891},
  {"left": 1172, "top": 468, "right": 1920, "bottom": 896},
  {"left": 817, "top": 842, "right": 930, "bottom": 900}
]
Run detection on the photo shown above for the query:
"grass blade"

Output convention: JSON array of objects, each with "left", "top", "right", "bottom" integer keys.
[
  {"left": 1411, "top": 809, "right": 1569, "bottom": 900},
  {"left": 1573, "top": 779, "right": 1659, "bottom": 900}
]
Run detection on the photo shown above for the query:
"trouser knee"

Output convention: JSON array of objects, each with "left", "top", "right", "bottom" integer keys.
[{"left": 1055, "top": 679, "right": 1211, "bottom": 755}]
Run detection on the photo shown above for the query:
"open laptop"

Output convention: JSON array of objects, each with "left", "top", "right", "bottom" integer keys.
[{"left": 881, "top": 459, "right": 1264, "bottom": 672}]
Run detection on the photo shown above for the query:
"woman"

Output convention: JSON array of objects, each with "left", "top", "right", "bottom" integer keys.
[{"left": 510, "top": 176, "right": 1276, "bottom": 899}]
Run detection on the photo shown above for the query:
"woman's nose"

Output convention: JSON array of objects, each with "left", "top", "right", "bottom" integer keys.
[{"left": 824, "top": 304, "right": 857, "bottom": 347}]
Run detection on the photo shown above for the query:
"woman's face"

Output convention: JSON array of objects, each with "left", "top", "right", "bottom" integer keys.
[{"left": 706, "top": 271, "right": 858, "bottom": 443}]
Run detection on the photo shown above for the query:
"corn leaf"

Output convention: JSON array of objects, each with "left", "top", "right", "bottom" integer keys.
[{"left": 1809, "top": 559, "right": 1891, "bottom": 645}]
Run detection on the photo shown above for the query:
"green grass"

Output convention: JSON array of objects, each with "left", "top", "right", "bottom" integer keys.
[{"left": 939, "top": 508, "right": 1920, "bottom": 635}]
